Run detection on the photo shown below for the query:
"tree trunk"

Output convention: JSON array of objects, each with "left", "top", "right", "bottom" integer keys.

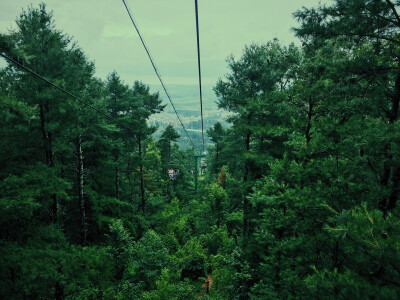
[
  {"left": 54, "top": 267, "right": 64, "bottom": 300},
  {"left": 243, "top": 132, "right": 251, "bottom": 238},
  {"left": 216, "top": 143, "right": 219, "bottom": 163},
  {"left": 39, "top": 104, "right": 51, "bottom": 165},
  {"left": 379, "top": 71, "right": 400, "bottom": 212},
  {"left": 127, "top": 156, "right": 136, "bottom": 206},
  {"left": 241, "top": 131, "right": 251, "bottom": 300},
  {"left": 39, "top": 103, "right": 59, "bottom": 224},
  {"left": 77, "top": 135, "right": 86, "bottom": 245},
  {"left": 306, "top": 99, "right": 313, "bottom": 147},
  {"left": 138, "top": 135, "right": 145, "bottom": 213},
  {"left": 115, "top": 163, "right": 120, "bottom": 200},
  {"left": 168, "top": 139, "right": 171, "bottom": 163}
]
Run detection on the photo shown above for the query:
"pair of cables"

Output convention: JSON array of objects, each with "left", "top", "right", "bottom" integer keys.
[
  {"left": 1, "top": 1, "right": 206, "bottom": 153},
  {"left": 122, "top": 0, "right": 205, "bottom": 153}
]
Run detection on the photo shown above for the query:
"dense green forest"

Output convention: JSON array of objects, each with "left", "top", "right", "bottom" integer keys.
[{"left": 1, "top": 1, "right": 400, "bottom": 299}]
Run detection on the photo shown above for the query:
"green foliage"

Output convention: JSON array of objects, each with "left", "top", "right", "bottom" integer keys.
[
  {"left": 306, "top": 205, "right": 400, "bottom": 299},
  {"left": 124, "top": 229, "right": 172, "bottom": 294},
  {"left": 141, "top": 268, "right": 196, "bottom": 300},
  {"left": 177, "top": 237, "right": 207, "bottom": 281},
  {"left": 2, "top": 1, "right": 400, "bottom": 299}
]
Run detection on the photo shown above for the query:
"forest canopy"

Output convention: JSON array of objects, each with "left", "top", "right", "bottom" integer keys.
[{"left": 1, "top": 1, "right": 400, "bottom": 299}]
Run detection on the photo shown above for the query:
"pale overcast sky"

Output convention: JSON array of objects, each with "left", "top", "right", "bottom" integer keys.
[{"left": 1, "top": 0, "right": 328, "bottom": 87}]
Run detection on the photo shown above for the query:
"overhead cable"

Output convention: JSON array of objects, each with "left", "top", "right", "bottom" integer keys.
[
  {"left": 121, "top": 0, "right": 196, "bottom": 149},
  {"left": 194, "top": 0, "right": 205, "bottom": 153},
  {"left": 0, "top": 52, "right": 133, "bottom": 133}
]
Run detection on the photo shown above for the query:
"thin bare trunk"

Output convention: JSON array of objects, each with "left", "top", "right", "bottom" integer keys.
[
  {"left": 115, "top": 164, "right": 120, "bottom": 200},
  {"left": 77, "top": 135, "right": 86, "bottom": 245},
  {"left": 306, "top": 99, "right": 313, "bottom": 147},
  {"left": 138, "top": 136, "right": 145, "bottom": 213},
  {"left": 241, "top": 131, "right": 251, "bottom": 299}
]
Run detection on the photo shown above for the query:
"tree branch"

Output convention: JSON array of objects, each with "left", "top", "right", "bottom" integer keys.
[
  {"left": 385, "top": 0, "right": 400, "bottom": 27},
  {"left": 310, "top": 31, "right": 400, "bottom": 45}
]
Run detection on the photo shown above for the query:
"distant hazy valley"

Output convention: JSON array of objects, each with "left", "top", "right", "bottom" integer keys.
[{"left": 148, "top": 84, "right": 231, "bottom": 149}]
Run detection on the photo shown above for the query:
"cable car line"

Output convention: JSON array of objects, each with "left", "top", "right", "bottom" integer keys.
[
  {"left": 121, "top": 0, "right": 196, "bottom": 150},
  {"left": 0, "top": 52, "right": 134, "bottom": 134},
  {"left": 194, "top": 0, "right": 205, "bottom": 154}
]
